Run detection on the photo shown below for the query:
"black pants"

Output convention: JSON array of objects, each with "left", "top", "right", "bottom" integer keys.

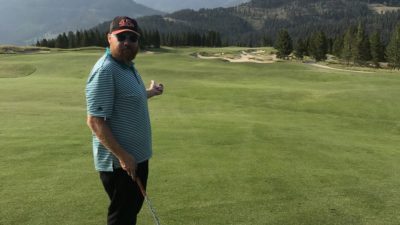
[{"left": 99, "top": 161, "right": 149, "bottom": 225}]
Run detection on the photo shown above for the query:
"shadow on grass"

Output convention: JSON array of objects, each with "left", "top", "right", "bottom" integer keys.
[{"left": 0, "top": 64, "right": 37, "bottom": 78}]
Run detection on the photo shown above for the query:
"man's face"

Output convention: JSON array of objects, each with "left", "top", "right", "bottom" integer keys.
[{"left": 108, "top": 32, "right": 139, "bottom": 62}]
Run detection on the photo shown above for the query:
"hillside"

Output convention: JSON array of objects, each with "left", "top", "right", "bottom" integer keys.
[
  {"left": 134, "top": 0, "right": 250, "bottom": 12},
  {"left": 0, "top": 0, "right": 163, "bottom": 45},
  {"left": 131, "top": 0, "right": 400, "bottom": 45}
]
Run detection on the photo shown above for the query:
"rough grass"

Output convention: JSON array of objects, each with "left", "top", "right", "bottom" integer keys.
[{"left": 1, "top": 47, "right": 400, "bottom": 225}]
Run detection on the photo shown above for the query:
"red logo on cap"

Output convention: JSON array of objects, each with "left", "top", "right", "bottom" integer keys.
[{"left": 119, "top": 19, "right": 134, "bottom": 28}]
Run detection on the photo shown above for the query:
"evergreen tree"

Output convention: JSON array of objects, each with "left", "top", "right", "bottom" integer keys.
[
  {"left": 215, "top": 32, "right": 222, "bottom": 47},
  {"left": 370, "top": 31, "right": 385, "bottom": 67},
  {"left": 38, "top": 39, "right": 46, "bottom": 47},
  {"left": 353, "top": 23, "right": 372, "bottom": 65},
  {"left": 88, "top": 30, "right": 97, "bottom": 46},
  {"left": 67, "top": 31, "right": 76, "bottom": 48},
  {"left": 154, "top": 30, "right": 161, "bottom": 48},
  {"left": 201, "top": 33, "right": 207, "bottom": 46},
  {"left": 332, "top": 36, "right": 344, "bottom": 57},
  {"left": 327, "top": 38, "right": 334, "bottom": 54},
  {"left": 262, "top": 35, "right": 273, "bottom": 46},
  {"left": 294, "top": 38, "right": 307, "bottom": 60},
  {"left": 75, "top": 31, "right": 82, "bottom": 48},
  {"left": 55, "top": 34, "right": 67, "bottom": 48},
  {"left": 342, "top": 27, "right": 355, "bottom": 64},
  {"left": 81, "top": 30, "right": 89, "bottom": 47},
  {"left": 207, "top": 31, "right": 217, "bottom": 47},
  {"left": 386, "top": 24, "right": 400, "bottom": 69},
  {"left": 275, "top": 29, "right": 293, "bottom": 59},
  {"left": 309, "top": 31, "right": 328, "bottom": 61},
  {"left": 47, "top": 39, "right": 56, "bottom": 48}
]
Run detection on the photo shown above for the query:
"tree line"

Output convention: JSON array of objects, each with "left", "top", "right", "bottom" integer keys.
[
  {"left": 35, "top": 22, "right": 399, "bottom": 69},
  {"left": 275, "top": 23, "right": 400, "bottom": 69},
  {"left": 36, "top": 29, "right": 223, "bottom": 49}
]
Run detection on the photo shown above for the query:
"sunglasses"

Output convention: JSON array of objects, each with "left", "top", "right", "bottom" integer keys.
[{"left": 114, "top": 33, "right": 139, "bottom": 43}]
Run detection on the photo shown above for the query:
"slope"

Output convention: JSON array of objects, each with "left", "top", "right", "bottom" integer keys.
[{"left": 0, "top": 0, "right": 163, "bottom": 45}]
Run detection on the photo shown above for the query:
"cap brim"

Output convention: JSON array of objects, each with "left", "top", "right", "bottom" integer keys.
[{"left": 111, "top": 29, "right": 140, "bottom": 36}]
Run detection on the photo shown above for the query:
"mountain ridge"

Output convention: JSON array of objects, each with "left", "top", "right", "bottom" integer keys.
[
  {"left": 131, "top": 0, "right": 400, "bottom": 45},
  {"left": 0, "top": 0, "right": 163, "bottom": 45},
  {"left": 133, "top": 0, "right": 250, "bottom": 12}
]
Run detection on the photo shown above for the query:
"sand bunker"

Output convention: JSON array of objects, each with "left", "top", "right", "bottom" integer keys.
[{"left": 197, "top": 50, "right": 277, "bottom": 63}]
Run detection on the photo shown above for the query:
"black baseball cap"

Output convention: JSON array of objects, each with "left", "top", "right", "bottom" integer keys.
[{"left": 109, "top": 16, "right": 140, "bottom": 36}]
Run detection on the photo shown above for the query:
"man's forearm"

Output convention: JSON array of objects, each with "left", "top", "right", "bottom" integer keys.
[
  {"left": 87, "top": 115, "right": 137, "bottom": 177},
  {"left": 86, "top": 116, "right": 128, "bottom": 160}
]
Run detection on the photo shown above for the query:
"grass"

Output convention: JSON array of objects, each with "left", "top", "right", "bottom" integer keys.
[{"left": 1, "top": 47, "right": 400, "bottom": 225}]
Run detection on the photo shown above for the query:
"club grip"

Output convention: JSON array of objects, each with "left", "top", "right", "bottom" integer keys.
[{"left": 136, "top": 177, "right": 147, "bottom": 197}]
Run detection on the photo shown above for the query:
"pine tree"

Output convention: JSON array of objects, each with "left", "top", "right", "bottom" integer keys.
[
  {"left": 342, "top": 27, "right": 355, "bottom": 64},
  {"left": 353, "top": 23, "right": 372, "bottom": 65},
  {"left": 275, "top": 29, "right": 293, "bottom": 59},
  {"left": 332, "top": 36, "right": 344, "bottom": 57},
  {"left": 81, "top": 30, "right": 89, "bottom": 47},
  {"left": 88, "top": 30, "right": 97, "bottom": 46},
  {"left": 262, "top": 35, "right": 273, "bottom": 47},
  {"left": 47, "top": 39, "right": 55, "bottom": 48},
  {"left": 67, "top": 31, "right": 75, "bottom": 49},
  {"left": 39, "top": 39, "right": 48, "bottom": 47},
  {"left": 75, "top": 31, "right": 82, "bottom": 48},
  {"left": 327, "top": 38, "right": 334, "bottom": 54},
  {"left": 294, "top": 38, "right": 307, "bottom": 60},
  {"left": 309, "top": 31, "right": 328, "bottom": 61},
  {"left": 154, "top": 30, "right": 161, "bottom": 48},
  {"left": 370, "top": 31, "right": 385, "bottom": 67},
  {"left": 386, "top": 24, "right": 400, "bottom": 69},
  {"left": 55, "top": 34, "right": 63, "bottom": 48}
]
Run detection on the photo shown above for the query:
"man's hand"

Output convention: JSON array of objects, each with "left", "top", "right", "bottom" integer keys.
[
  {"left": 147, "top": 80, "right": 164, "bottom": 98},
  {"left": 119, "top": 152, "right": 137, "bottom": 180}
]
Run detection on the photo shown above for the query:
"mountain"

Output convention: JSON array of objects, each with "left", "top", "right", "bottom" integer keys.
[
  {"left": 133, "top": 0, "right": 250, "bottom": 12},
  {"left": 131, "top": 0, "right": 400, "bottom": 45},
  {"left": 0, "top": 0, "right": 163, "bottom": 45}
]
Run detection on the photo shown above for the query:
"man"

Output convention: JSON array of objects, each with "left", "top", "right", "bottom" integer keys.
[{"left": 85, "top": 16, "right": 164, "bottom": 225}]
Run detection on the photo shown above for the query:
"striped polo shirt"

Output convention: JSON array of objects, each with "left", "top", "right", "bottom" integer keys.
[{"left": 85, "top": 48, "right": 152, "bottom": 171}]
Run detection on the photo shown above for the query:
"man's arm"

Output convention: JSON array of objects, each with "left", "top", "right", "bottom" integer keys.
[{"left": 87, "top": 115, "right": 137, "bottom": 178}]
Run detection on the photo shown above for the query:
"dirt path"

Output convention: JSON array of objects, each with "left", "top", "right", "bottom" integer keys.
[{"left": 305, "top": 63, "right": 375, "bottom": 74}]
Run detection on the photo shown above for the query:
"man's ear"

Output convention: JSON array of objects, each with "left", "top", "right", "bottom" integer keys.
[{"left": 107, "top": 33, "right": 112, "bottom": 44}]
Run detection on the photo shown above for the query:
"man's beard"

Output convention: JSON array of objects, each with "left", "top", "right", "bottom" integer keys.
[{"left": 118, "top": 47, "right": 137, "bottom": 61}]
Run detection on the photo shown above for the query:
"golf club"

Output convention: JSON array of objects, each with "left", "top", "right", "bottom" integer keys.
[{"left": 136, "top": 177, "right": 162, "bottom": 225}]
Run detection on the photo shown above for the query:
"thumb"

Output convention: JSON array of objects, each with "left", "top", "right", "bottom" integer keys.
[{"left": 150, "top": 80, "right": 155, "bottom": 88}]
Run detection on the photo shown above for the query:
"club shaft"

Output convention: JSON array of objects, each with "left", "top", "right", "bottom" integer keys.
[{"left": 136, "top": 178, "right": 162, "bottom": 225}]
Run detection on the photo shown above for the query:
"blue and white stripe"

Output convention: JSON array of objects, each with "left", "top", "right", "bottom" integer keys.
[{"left": 86, "top": 49, "right": 152, "bottom": 171}]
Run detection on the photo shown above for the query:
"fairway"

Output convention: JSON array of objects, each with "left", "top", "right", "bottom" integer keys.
[{"left": 1, "top": 47, "right": 400, "bottom": 225}]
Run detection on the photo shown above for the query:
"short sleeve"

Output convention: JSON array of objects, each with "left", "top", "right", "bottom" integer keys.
[{"left": 86, "top": 67, "right": 115, "bottom": 119}]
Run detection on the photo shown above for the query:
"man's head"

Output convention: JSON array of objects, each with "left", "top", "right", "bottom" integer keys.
[{"left": 108, "top": 16, "right": 140, "bottom": 63}]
